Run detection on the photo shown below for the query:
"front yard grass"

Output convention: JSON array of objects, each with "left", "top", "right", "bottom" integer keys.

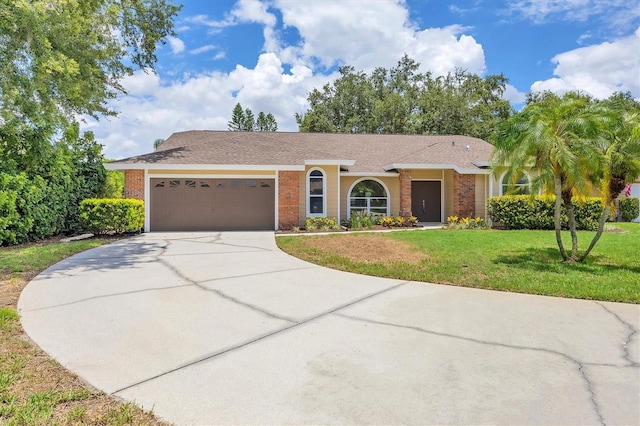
[
  {"left": 276, "top": 223, "right": 640, "bottom": 303},
  {"left": 0, "top": 237, "right": 167, "bottom": 426}
]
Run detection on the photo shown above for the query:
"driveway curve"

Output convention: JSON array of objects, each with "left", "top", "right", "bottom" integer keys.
[{"left": 19, "top": 232, "right": 639, "bottom": 425}]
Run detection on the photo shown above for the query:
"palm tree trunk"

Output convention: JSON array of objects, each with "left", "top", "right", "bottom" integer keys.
[
  {"left": 554, "top": 176, "right": 569, "bottom": 261},
  {"left": 579, "top": 201, "right": 610, "bottom": 262},
  {"left": 580, "top": 177, "right": 626, "bottom": 262},
  {"left": 562, "top": 189, "right": 579, "bottom": 261}
]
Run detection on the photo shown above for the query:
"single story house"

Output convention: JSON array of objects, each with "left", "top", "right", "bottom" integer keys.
[{"left": 106, "top": 131, "right": 516, "bottom": 232}]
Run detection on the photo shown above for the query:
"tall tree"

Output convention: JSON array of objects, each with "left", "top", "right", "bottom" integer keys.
[
  {"left": 0, "top": 0, "right": 180, "bottom": 243},
  {"left": 296, "top": 55, "right": 512, "bottom": 139},
  {"left": 256, "top": 112, "right": 278, "bottom": 131},
  {"left": 492, "top": 92, "right": 601, "bottom": 262},
  {"left": 228, "top": 103, "right": 277, "bottom": 131},
  {"left": 228, "top": 103, "right": 246, "bottom": 131},
  {"left": 243, "top": 108, "right": 255, "bottom": 131},
  {"left": 0, "top": 0, "right": 181, "bottom": 131}
]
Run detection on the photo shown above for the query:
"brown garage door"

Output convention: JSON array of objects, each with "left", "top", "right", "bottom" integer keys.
[{"left": 150, "top": 178, "right": 275, "bottom": 231}]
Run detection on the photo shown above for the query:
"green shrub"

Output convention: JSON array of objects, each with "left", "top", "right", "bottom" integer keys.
[
  {"left": 0, "top": 173, "right": 74, "bottom": 245},
  {"left": 304, "top": 217, "right": 339, "bottom": 231},
  {"left": 619, "top": 197, "right": 639, "bottom": 222},
  {"left": 79, "top": 199, "right": 144, "bottom": 234},
  {"left": 488, "top": 195, "right": 603, "bottom": 231},
  {"left": 379, "top": 215, "right": 419, "bottom": 227},
  {"left": 446, "top": 216, "right": 489, "bottom": 229}
]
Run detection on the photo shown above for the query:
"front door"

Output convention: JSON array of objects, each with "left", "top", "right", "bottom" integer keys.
[{"left": 411, "top": 181, "right": 442, "bottom": 222}]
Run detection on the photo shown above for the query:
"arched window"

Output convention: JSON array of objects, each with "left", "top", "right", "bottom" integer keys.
[
  {"left": 307, "top": 168, "right": 326, "bottom": 216},
  {"left": 500, "top": 171, "right": 531, "bottom": 195},
  {"left": 348, "top": 179, "right": 389, "bottom": 217}
]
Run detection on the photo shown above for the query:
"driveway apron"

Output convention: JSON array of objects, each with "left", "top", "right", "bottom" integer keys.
[{"left": 18, "top": 232, "right": 640, "bottom": 425}]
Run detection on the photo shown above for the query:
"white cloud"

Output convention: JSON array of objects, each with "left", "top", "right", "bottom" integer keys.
[
  {"left": 506, "top": 0, "right": 640, "bottom": 33},
  {"left": 167, "top": 36, "right": 185, "bottom": 54},
  {"left": 274, "top": 0, "right": 486, "bottom": 75},
  {"left": 84, "top": 0, "right": 493, "bottom": 159},
  {"left": 85, "top": 54, "right": 332, "bottom": 159},
  {"left": 531, "top": 28, "right": 640, "bottom": 98},
  {"left": 190, "top": 45, "right": 216, "bottom": 55},
  {"left": 503, "top": 84, "right": 527, "bottom": 104}
]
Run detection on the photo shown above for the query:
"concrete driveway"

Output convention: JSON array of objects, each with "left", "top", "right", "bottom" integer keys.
[{"left": 18, "top": 232, "right": 639, "bottom": 425}]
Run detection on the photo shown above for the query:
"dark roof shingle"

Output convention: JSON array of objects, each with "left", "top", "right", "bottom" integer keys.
[{"left": 111, "top": 131, "right": 493, "bottom": 173}]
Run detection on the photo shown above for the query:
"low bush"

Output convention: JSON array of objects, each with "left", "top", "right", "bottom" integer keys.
[
  {"left": 446, "top": 216, "right": 489, "bottom": 229},
  {"left": 619, "top": 197, "right": 639, "bottom": 222},
  {"left": 79, "top": 199, "right": 144, "bottom": 234},
  {"left": 488, "top": 195, "right": 603, "bottom": 231},
  {"left": 304, "top": 217, "right": 339, "bottom": 231},
  {"left": 379, "top": 215, "right": 418, "bottom": 228}
]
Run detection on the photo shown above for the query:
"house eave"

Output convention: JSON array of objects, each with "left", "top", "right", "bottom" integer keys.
[
  {"left": 340, "top": 171, "right": 399, "bottom": 177},
  {"left": 105, "top": 163, "right": 306, "bottom": 171},
  {"left": 304, "top": 159, "right": 356, "bottom": 166},
  {"left": 383, "top": 163, "right": 490, "bottom": 175}
]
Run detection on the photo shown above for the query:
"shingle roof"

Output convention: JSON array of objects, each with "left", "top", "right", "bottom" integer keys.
[{"left": 110, "top": 131, "right": 493, "bottom": 173}]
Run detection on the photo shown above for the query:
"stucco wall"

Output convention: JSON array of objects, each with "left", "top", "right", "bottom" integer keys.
[{"left": 299, "top": 165, "right": 340, "bottom": 223}]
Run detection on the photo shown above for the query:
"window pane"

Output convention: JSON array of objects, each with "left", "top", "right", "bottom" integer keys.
[
  {"left": 216, "top": 181, "right": 227, "bottom": 189},
  {"left": 246, "top": 180, "right": 257, "bottom": 188},
  {"left": 260, "top": 181, "right": 271, "bottom": 188},
  {"left": 200, "top": 181, "right": 210, "bottom": 188},
  {"left": 154, "top": 181, "right": 165, "bottom": 188},
  {"left": 352, "top": 180, "right": 386, "bottom": 197},
  {"left": 185, "top": 179, "right": 196, "bottom": 188},
  {"left": 309, "top": 177, "right": 323, "bottom": 195},
  {"left": 310, "top": 170, "right": 323, "bottom": 177},
  {"left": 350, "top": 198, "right": 366, "bottom": 208},
  {"left": 309, "top": 197, "right": 323, "bottom": 214},
  {"left": 230, "top": 179, "right": 242, "bottom": 189},
  {"left": 169, "top": 180, "right": 180, "bottom": 187}
]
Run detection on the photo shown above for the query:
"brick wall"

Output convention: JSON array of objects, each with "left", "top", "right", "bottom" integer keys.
[
  {"left": 124, "top": 169, "right": 145, "bottom": 200},
  {"left": 399, "top": 169, "right": 412, "bottom": 218},
  {"left": 453, "top": 172, "right": 476, "bottom": 217},
  {"left": 278, "top": 171, "right": 300, "bottom": 229}
]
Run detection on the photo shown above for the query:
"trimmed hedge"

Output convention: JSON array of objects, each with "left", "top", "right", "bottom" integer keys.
[
  {"left": 488, "top": 195, "right": 603, "bottom": 231},
  {"left": 79, "top": 199, "right": 144, "bottom": 234},
  {"left": 619, "top": 197, "right": 639, "bottom": 222}
]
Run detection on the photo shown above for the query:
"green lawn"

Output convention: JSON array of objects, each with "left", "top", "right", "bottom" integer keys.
[{"left": 276, "top": 223, "right": 640, "bottom": 303}]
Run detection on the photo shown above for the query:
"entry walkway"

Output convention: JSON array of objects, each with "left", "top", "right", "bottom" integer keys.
[{"left": 19, "top": 232, "right": 639, "bottom": 425}]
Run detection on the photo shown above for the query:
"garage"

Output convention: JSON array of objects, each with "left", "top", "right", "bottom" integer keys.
[{"left": 150, "top": 178, "right": 275, "bottom": 231}]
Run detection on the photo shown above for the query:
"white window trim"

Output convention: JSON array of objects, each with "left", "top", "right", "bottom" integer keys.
[
  {"left": 347, "top": 177, "right": 391, "bottom": 218},
  {"left": 499, "top": 170, "right": 532, "bottom": 196},
  {"left": 306, "top": 167, "right": 327, "bottom": 217}
]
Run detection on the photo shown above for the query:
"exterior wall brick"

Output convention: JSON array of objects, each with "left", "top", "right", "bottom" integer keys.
[
  {"left": 278, "top": 171, "right": 300, "bottom": 229},
  {"left": 399, "top": 169, "right": 412, "bottom": 218},
  {"left": 453, "top": 172, "right": 476, "bottom": 217},
  {"left": 124, "top": 169, "right": 145, "bottom": 200}
]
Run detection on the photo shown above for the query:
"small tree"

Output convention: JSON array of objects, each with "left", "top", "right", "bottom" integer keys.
[
  {"left": 228, "top": 103, "right": 277, "bottom": 131},
  {"left": 256, "top": 112, "right": 278, "bottom": 131},
  {"left": 228, "top": 103, "right": 246, "bottom": 131}
]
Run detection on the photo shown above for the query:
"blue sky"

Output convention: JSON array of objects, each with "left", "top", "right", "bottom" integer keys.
[{"left": 86, "top": 0, "right": 640, "bottom": 159}]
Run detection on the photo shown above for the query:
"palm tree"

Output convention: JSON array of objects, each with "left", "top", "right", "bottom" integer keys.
[
  {"left": 491, "top": 92, "right": 600, "bottom": 262},
  {"left": 580, "top": 96, "right": 640, "bottom": 260}
]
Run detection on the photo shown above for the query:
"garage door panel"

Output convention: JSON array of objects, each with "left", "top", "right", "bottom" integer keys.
[{"left": 150, "top": 178, "right": 274, "bottom": 231}]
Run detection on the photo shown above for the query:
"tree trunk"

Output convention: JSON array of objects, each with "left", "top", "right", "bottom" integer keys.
[
  {"left": 554, "top": 176, "right": 569, "bottom": 261},
  {"left": 580, "top": 176, "right": 626, "bottom": 262},
  {"left": 579, "top": 201, "right": 611, "bottom": 262},
  {"left": 562, "top": 188, "right": 579, "bottom": 261}
]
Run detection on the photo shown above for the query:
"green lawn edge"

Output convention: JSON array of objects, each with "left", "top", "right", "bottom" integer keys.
[{"left": 276, "top": 223, "right": 640, "bottom": 304}]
